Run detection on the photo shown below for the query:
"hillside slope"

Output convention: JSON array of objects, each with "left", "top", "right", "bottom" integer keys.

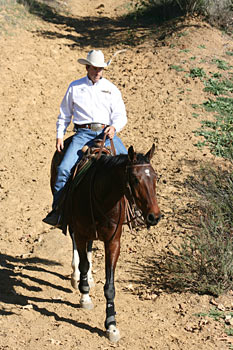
[{"left": 0, "top": 1, "right": 232, "bottom": 349}]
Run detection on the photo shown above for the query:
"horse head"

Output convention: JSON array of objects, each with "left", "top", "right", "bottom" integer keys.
[{"left": 127, "top": 144, "right": 161, "bottom": 227}]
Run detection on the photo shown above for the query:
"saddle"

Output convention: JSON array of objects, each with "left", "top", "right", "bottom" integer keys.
[{"left": 72, "top": 138, "right": 114, "bottom": 180}]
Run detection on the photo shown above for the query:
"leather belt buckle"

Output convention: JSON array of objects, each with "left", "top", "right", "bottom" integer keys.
[{"left": 90, "top": 123, "right": 105, "bottom": 131}]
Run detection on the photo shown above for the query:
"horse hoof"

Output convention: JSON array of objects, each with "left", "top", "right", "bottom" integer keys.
[
  {"left": 80, "top": 295, "right": 94, "bottom": 310},
  {"left": 80, "top": 300, "right": 94, "bottom": 310},
  {"left": 106, "top": 325, "right": 120, "bottom": 343}
]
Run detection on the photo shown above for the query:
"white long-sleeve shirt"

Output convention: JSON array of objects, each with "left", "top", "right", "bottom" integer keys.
[{"left": 56, "top": 75, "right": 127, "bottom": 139}]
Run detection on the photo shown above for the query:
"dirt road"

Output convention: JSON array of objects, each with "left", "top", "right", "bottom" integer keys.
[{"left": 0, "top": 1, "right": 232, "bottom": 349}]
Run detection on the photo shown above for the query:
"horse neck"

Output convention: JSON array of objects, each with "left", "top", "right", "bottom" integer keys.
[{"left": 94, "top": 162, "right": 127, "bottom": 205}]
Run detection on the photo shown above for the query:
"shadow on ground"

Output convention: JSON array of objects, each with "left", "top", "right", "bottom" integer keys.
[
  {"left": 0, "top": 253, "right": 105, "bottom": 336},
  {"left": 16, "top": 0, "right": 201, "bottom": 48}
]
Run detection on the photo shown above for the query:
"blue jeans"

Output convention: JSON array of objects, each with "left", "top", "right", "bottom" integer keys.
[{"left": 53, "top": 128, "right": 127, "bottom": 208}]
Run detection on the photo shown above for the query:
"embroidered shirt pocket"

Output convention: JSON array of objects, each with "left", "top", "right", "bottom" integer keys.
[
  {"left": 74, "top": 87, "right": 89, "bottom": 107},
  {"left": 101, "top": 90, "right": 111, "bottom": 95},
  {"left": 100, "top": 89, "right": 112, "bottom": 111}
]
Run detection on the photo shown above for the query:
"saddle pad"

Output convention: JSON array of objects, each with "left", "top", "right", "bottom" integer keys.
[{"left": 71, "top": 158, "right": 94, "bottom": 193}]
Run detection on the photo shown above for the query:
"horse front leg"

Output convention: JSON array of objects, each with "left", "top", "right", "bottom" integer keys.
[
  {"left": 76, "top": 239, "right": 94, "bottom": 310},
  {"left": 104, "top": 239, "right": 121, "bottom": 342}
]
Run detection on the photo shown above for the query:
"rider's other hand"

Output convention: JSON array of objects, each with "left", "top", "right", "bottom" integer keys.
[
  {"left": 56, "top": 138, "right": 64, "bottom": 153},
  {"left": 104, "top": 126, "right": 115, "bottom": 140}
]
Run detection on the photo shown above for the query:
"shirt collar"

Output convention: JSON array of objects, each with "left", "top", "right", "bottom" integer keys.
[{"left": 85, "top": 75, "right": 103, "bottom": 86}]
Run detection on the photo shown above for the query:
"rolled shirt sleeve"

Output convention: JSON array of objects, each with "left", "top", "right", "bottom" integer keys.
[
  {"left": 56, "top": 85, "right": 73, "bottom": 139},
  {"left": 110, "top": 88, "right": 127, "bottom": 133}
]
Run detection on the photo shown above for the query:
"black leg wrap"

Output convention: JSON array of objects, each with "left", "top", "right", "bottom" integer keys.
[
  {"left": 105, "top": 302, "right": 116, "bottom": 329},
  {"left": 79, "top": 274, "right": 89, "bottom": 294}
]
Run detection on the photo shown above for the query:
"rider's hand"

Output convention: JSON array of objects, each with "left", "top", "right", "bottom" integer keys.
[
  {"left": 104, "top": 126, "right": 116, "bottom": 140},
  {"left": 56, "top": 138, "right": 64, "bottom": 153}
]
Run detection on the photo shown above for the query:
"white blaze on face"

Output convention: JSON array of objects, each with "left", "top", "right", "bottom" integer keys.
[{"left": 145, "top": 169, "right": 150, "bottom": 177}]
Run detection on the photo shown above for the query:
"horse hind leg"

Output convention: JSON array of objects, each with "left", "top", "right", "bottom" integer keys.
[
  {"left": 87, "top": 241, "right": 95, "bottom": 288},
  {"left": 71, "top": 234, "right": 94, "bottom": 289},
  {"left": 71, "top": 232, "right": 80, "bottom": 290}
]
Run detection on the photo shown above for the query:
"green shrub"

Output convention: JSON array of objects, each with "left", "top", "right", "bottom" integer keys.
[
  {"left": 203, "top": 78, "right": 233, "bottom": 95},
  {"left": 189, "top": 67, "right": 206, "bottom": 78},
  {"left": 160, "top": 168, "right": 233, "bottom": 296},
  {"left": 211, "top": 58, "right": 232, "bottom": 71},
  {"left": 194, "top": 97, "right": 233, "bottom": 161},
  {"left": 127, "top": 0, "right": 233, "bottom": 31},
  {"left": 170, "top": 64, "right": 185, "bottom": 71},
  {"left": 174, "top": 0, "right": 208, "bottom": 14}
]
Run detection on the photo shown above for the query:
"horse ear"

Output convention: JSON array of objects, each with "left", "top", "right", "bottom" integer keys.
[
  {"left": 128, "top": 146, "right": 136, "bottom": 162},
  {"left": 145, "top": 143, "right": 155, "bottom": 161}
]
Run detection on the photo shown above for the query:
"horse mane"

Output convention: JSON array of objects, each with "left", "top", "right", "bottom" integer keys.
[{"left": 94, "top": 152, "right": 150, "bottom": 169}]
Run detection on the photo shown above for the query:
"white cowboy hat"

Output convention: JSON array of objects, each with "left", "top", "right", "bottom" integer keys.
[
  {"left": 78, "top": 49, "right": 127, "bottom": 68},
  {"left": 78, "top": 50, "right": 107, "bottom": 67}
]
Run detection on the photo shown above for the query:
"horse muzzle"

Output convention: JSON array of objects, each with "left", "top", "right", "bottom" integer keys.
[{"left": 146, "top": 212, "right": 162, "bottom": 227}]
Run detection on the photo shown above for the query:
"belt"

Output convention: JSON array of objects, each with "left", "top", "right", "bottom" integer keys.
[{"left": 74, "top": 123, "right": 107, "bottom": 132}]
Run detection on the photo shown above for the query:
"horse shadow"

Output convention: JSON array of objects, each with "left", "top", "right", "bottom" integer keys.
[{"left": 0, "top": 253, "right": 105, "bottom": 337}]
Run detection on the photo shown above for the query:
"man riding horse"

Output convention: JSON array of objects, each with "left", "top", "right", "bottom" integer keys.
[
  {"left": 42, "top": 50, "right": 161, "bottom": 342},
  {"left": 43, "top": 49, "right": 128, "bottom": 227}
]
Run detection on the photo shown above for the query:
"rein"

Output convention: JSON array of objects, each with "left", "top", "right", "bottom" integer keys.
[
  {"left": 89, "top": 135, "right": 117, "bottom": 239},
  {"left": 89, "top": 159, "right": 123, "bottom": 241},
  {"left": 96, "top": 133, "right": 116, "bottom": 160}
]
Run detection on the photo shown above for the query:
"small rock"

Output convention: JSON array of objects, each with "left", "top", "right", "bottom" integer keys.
[
  {"left": 125, "top": 283, "right": 134, "bottom": 291},
  {"left": 217, "top": 303, "right": 226, "bottom": 311},
  {"left": 210, "top": 298, "right": 218, "bottom": 306},
  {"left": 50, "top": 339, "right": 61, "bottom": 345},
  {"left": 225, "top": 315, "right": 233, "bottom": 326},
  {"left": 22, "top": 304, "right": 33, "bottom": 310},
  {"left": 96, "top": 4, "right": 104, "bottom": 9}
]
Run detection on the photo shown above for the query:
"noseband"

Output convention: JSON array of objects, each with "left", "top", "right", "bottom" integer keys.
[{"left": 126, "top": 163, "right": 151, "bottom": 168}]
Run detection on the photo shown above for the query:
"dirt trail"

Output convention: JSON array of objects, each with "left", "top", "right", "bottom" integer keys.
[{"left": 0, "top": 1, "right": 233, "bottom": 349}]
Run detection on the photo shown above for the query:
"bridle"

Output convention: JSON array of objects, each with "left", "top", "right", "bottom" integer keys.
[
  {"left": 126, "top": 163, "right": 155, "bottom": 200},
  {"left": 125, "top": 163, "right": 154, "bottom": 228}
]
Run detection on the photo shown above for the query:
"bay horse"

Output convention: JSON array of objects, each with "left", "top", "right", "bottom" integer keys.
[{"left": 50, "top": 137, "right": 161, "bottom": 342}]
